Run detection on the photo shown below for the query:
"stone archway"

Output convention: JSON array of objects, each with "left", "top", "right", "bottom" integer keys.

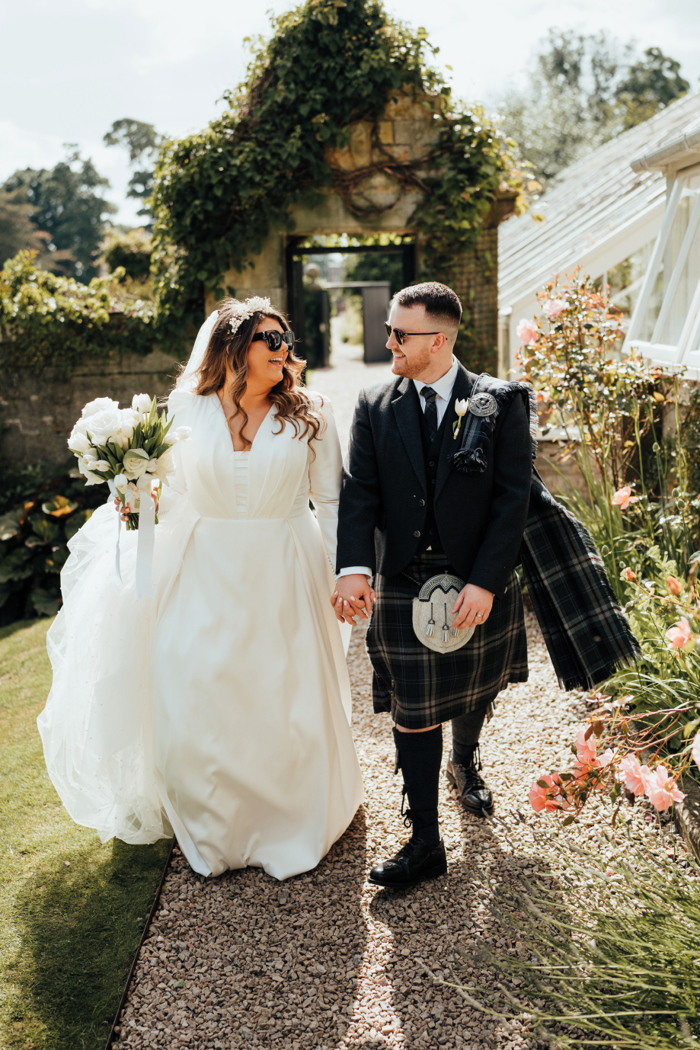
[{"left": 211, "top": 91, "right": 517, "bottom": 377}]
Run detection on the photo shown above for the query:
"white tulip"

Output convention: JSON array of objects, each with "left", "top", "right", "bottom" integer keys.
[
  {"left": 173, "top": 426, "right": 192, "bottom": 442},
  {"left": 114, "top": 473, "right": 129, "bottom": 495},
  {"left": 455, "top": 398, "right": 469, "bottom": 417},
  {"left": 153, "top": 449, "right": 175, "bottom": 483},
  {"left": 68, "top": 429, "right": 91, "bottom": 454},
  {"left": 131, "top": 393, "right": 153, "bottom": 414},
  {"left": 94, "top": 460, "right": 111, "bottom": 472}
]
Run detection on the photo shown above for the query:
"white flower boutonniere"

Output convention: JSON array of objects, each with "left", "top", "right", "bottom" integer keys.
[{"left": 453, "top": 398, "right": 469, "bottom": 440}]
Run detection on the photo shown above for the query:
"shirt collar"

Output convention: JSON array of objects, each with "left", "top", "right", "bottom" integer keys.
[{"left": 413, "top": 357, "right": 460, "bottom": 403}]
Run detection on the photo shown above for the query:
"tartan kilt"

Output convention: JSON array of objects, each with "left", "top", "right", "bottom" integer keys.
[{"left": 366, "top": 550, "right": 528, "bottom": 729}]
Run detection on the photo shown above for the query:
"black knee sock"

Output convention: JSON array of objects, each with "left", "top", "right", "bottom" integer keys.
[
  {"left": 451, "top": 706, "right": 488, "bottom": 768},
  {"left": 393, "top": 725, "right": 443, "bottom": 845}
]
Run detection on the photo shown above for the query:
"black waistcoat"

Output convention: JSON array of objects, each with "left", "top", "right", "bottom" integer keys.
[{"left": 416, "top": 396, "right": 448, "bottom": 556}]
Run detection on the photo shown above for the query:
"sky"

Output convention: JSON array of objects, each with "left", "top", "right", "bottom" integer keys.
[{"left": 2, "top": 0, "right": 700, "bottom": 225}]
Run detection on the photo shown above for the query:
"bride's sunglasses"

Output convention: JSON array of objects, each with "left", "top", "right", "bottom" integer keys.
[{"left": 250, "top": 330, "right": 296, "bottom": 352}]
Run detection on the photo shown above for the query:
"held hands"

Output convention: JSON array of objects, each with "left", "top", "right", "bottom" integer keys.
[
  {"left": 451, "top": 582, "right": 494, "bottom": 629},
  {"left": 331, "top": 574, "right": 376, "bottom": 625}
]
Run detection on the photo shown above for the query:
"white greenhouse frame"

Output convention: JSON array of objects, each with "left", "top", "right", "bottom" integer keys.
[{"left": 625, "top": 162, "right": 700, "bottom": 377}]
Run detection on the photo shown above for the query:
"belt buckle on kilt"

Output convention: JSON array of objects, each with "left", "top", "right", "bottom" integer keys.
[{"left": 412, "top": 573, "right": 475, "bottom": 654}]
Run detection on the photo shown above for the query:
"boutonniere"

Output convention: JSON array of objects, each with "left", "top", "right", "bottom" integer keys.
[{"left": 453, "top": 398, "right": 469, "bottom": 440}]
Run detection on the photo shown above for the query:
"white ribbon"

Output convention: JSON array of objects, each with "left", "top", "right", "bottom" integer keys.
[
  {"left": 135, "top": 475, "right": 156, "bottom": 599},
  {"left": 107, "top": 479, "right": 123, "bottom": 582}
]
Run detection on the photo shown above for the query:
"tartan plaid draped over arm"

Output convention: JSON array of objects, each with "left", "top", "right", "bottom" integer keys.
[{"left": 521, "top": 472, "right": 642, "bottom": 691}]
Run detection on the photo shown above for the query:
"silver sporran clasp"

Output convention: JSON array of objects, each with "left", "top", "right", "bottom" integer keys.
[
  {"left": 412, "top": 573, "right": 475, "bottom": 654},
  {"left": 467, "top": 392, "right": 498, "bottom": 418}
]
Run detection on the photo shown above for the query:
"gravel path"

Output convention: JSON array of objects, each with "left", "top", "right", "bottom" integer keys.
[
  {"left": 111, "top": 616, "right": 682, "bottom": 1050},
  {"left": 111, "top": 342, "right": 683, "bottom": 1048}
]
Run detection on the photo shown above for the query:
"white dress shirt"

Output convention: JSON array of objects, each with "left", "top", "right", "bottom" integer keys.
[{"left": 338, "top": 357, "right": 459, "bottom": 580}]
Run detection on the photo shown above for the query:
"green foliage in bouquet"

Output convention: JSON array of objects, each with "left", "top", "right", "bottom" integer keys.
[
  {"left": 150, "top": 0, "right": 523, "bottom": 328},
  {"left": 442, "top": 831, "right": 700, "bottom": 1048},
  {"left": 0, "top": 250, "right": 156, "bottom": 378},
  {"left": 0, "top": 463, "right": 106, "bottom": 625}
]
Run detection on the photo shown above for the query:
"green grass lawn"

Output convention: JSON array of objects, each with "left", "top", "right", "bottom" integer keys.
[{"left": 0, "top": 618, "right": 172, "bottom": 1050}]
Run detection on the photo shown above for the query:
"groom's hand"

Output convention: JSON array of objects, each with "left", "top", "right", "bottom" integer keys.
[
  {"left": 331, "top": 574, "right": 376, "bottom": 625},
  {"left": 452, "top": 583, "right": 494, "bottom": 629}
]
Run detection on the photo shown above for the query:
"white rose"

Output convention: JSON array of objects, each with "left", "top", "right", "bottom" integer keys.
[
  {"left": 68, "top": 429, "right": 91, "bottom": 454},
  {"left": 172, "top": 426, "right": 192, "bottom": 442},
  {"left": 122, "top": 447, "right": 151, "bottom": 479},
  {"left": 132, "top": 393, "right": 153, "bottom": 414},
  {"left": 153, "top": 448, "right": 175, "bottom": 483},
  {"left": 82, "top": 397, "right": 120, "bottom": 419},
  {"left": 83, "top": 406, "right": 123, "bottom": 446}
]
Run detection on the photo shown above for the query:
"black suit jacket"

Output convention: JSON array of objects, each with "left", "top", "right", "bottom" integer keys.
[{"left": 336, "top": 363, "right": 532, "bottom": 596}]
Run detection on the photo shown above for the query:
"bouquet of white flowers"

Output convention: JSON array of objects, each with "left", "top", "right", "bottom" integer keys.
[{"left": 69, "top": 394, "right": 190, "bottom": 531}]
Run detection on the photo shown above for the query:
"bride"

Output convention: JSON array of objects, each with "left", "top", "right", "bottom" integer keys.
[{"left": 38, "top": 297, "right": 363, "bottom": 880}]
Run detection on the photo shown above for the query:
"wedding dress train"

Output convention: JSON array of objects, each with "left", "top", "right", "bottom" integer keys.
[{"left": 38, "top": 387, "right": 363, "bottom": 880}]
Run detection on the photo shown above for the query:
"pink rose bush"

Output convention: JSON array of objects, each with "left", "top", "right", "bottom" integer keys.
[
  {"left": 666, "top": 616, "right": 698, "bottom": 653},
  {"left": 542, "top": 298, "right": 568, "bottom": 320},
  {"left": 529, "top": 712, "right": 687, "bottom": 819}
]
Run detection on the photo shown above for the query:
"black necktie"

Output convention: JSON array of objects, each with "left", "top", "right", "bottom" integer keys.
[{"left": 422, "top": 387, "right": 438, "bottom": 441}]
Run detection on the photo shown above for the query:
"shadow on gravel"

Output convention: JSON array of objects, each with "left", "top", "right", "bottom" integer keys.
[{"left": 368, "top": 810, "right": 557, "bottom": 1050}]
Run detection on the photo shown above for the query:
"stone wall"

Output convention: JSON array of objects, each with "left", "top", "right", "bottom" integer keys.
[{"left": 1, "top": 348, "right": 182, "bottom": 470}]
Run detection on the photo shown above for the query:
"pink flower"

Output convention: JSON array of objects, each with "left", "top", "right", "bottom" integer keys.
[
  {"left": 575, "top": 726, "right": 597, "bottom": 764},
  {"left": 542, "top": 298, "right": 567, "bottom": 319},
  {"left": 645, "top": 765, "right": 685, "bottom": 812},
  {"left": 666, "top": 616, "right": 695, "bottom": 652},
  {"left": 618, "top": 754, "right": 648, "bottom": 796},
  {"left": 529, "top": 774, "right": 562, "bottom": 812},
  {"left": 692, "top": 731, "right": 700, "bottom": 773},
  {"left": 612, "top": 486, "right": 639, "bottom": 511},
  {"left": 598, "top": 748, "right": 615, "bottom": 768},
  {"left": 624, "top": 568, "right": 637, "bottom": 582},
  {"left": 667, "top": 575, "right": 682, "bottom": 596},
  {"left": 517, "top": 319, "right": 539, "bottom": 345},
  {"left": 572, "top": 757, "right": 601, "bottom": 785}
]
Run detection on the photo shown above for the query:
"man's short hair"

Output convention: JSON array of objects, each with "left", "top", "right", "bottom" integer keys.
[{"left": 394, "top": 282, "right": 462, "bottom": 330}]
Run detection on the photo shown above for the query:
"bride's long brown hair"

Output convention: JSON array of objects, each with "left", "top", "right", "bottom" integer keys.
[{"left": 191, "top": 299, "right": 325, "bottom": 450}]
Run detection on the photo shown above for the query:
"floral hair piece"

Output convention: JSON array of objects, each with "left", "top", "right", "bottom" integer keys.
[{"left": 229, "top": 296, "right": 272, "bottom": 338}]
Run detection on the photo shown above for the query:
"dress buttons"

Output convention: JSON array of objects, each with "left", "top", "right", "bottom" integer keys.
[
  {"left": 413, "top": 530, "right": 421, "bottom": 538},
  {"left": 419, "top": 499, "right": 426, "bottom": 507},
  {"left": 429, "top": 460, "right": 435, "bottom": 467}
]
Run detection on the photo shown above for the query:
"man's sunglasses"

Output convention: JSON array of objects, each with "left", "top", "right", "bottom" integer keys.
[
  {"left": 384, "top": 322, "right": 441, "bottom": 346},
  {"left": 250, "top": 330, "right": 296, "bottom": 352}
]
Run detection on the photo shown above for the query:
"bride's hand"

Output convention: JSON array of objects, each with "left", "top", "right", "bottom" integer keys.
[
  {"left": 113, "top": 490, "right": 159, "bottom": 522},
  {"left": 331, "top": 574, "right": 376, "bottom": 625}
]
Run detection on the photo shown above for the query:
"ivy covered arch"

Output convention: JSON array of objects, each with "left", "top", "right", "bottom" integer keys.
[{"left": 152, "top": 0, "right": 523, "bottom": 372}]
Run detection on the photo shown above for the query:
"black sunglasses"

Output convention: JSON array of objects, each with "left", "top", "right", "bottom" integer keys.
[
  {"left": 384, "top": 322, "right": 441, "bottom": 346},
  {"left": 250, "top": 330, "right": 295, "bottom": 352}
]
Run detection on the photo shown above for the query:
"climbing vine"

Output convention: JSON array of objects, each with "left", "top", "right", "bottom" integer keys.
[
  {"left": 0, "top": 251, "right": 156, "bottom": 377},
  {"left": 151, "top": 0, "right": 523, "bottom": 328}
]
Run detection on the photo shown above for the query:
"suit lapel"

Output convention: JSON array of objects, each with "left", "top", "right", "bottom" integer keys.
[
  {"left": 435, "top": 365, "right": 476, "bottom": 501},
  {"left": 391, "top": 379, "right": 427, "bottom": 491}
]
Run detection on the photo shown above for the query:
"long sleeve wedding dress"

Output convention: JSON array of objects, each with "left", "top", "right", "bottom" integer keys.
[{"left": 38, "top": 385, "right": 363, "bottom": 880}]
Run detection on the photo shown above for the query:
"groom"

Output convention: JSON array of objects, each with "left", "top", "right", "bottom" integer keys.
[{"left": 332, "top": 282, "right": 532, "bottom": 889}]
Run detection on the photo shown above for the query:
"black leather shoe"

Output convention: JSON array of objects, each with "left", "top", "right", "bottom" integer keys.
[
  {"left": 446, "top": 754, "right": 494, "bottom": 816},
  {"left": 367, "top": 837, "right": 447, "bottom": 889}
]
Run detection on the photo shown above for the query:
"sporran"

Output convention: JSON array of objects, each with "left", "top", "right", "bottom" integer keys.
[{"left": 412, "top": 573, "right": 475, "bottom": 654}]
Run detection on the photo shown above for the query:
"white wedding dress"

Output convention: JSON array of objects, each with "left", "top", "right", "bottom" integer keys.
[{"left": 38, "top": 373, "right": 363, "bottom": 879}]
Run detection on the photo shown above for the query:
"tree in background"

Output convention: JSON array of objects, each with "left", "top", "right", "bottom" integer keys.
[
  {"left": 0, "top": 187, "right": 49, "bottom": 267},
  {"left": 2, "top": 149, "right": 116, "bottom": 281},
  {"left": 104, "top": 119, "right": 165, "bottom": 225},
  {"left": 498, "top": 31, "right": 690, "bottom": 185}
]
